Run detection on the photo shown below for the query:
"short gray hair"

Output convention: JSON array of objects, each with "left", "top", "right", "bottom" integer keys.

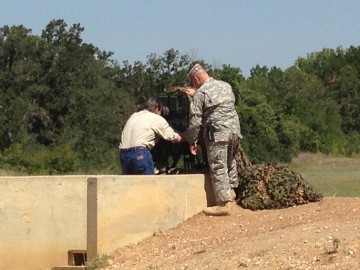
[{"left": 144, "top": 97, "right": 162, "bottom": 113}]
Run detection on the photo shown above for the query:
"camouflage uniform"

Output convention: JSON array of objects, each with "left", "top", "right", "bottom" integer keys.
[{"left": 186, "top": 77, "right": 242, "bottom": 204}]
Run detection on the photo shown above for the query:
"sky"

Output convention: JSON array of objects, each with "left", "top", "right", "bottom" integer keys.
[{"left": 1, "top": 0, "right": 359, "bottom": 77}]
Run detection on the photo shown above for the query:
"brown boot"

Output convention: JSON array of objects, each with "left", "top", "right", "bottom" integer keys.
[{"left": 203, "top": 202, "right": 231, "bottom": 216}]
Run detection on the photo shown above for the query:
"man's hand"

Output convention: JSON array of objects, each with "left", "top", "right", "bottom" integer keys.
[
  {"left": 183, "top": 87, "right": 196, "bottom": 97},
  {"left": 189, "top": 143, "right": 198, "bottom": 155},
  {"left": 173, "top": 133, "right": 182, "bottom": 143}
]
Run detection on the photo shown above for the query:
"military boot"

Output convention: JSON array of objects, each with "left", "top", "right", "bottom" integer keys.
[{"left": 203, "top": 202, "right": 231, "bottom": 216}]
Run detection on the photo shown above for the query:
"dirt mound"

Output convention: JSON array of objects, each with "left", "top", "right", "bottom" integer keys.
[{"left": 104, "top": 197, "right": 360, "bottom": 270}]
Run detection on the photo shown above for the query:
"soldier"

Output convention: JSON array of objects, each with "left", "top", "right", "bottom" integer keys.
[
  {"left": 184, "top": 63, "right": 242, "bottom": 216},
  {"left": 119, "top": 97, "right": 182, "bottom": 175}
]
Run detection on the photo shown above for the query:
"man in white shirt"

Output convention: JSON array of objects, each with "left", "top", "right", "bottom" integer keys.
[{"left": 119, "top": 97, "right": 182, "bottom": 174}]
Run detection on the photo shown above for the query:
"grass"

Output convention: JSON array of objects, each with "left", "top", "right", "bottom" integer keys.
[
  {"left": 86, "top": 254, "right": 110, "bottom": 270},
  {"left": 290, "top": 153, "right": 360, "bottom": 197}
]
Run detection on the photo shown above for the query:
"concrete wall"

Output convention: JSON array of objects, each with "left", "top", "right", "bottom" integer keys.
[
  {"left": 0, "top": 174, "right": 212, "bottom": 270},
  {"left": 0, "top": 176, "right": 88, "bottom": 270}
]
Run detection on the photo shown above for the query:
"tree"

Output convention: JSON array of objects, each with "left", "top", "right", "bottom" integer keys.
[
  {"left": 0, "top": 25, "right": 44, "bottom": 149},
  {"left": 0, "top": 20, "right": 135, "bottom": 173},
  {"left": 333, "top": 65, "right": 360, "bottom": 134},
  {"left": 281, "top": 67, "right": 344, "bottom": 153}
]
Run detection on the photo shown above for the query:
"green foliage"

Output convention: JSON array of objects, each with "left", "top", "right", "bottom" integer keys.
[
  {"left": 333, "top": 65, "right": 360, "bottom": 134},
  {"left": 118, "top": 49, "right": 192, "bottom": 105},
  {"left": 344, "top": 132, "right": 360, "bottom": 156},
  {"left": 0, "top": 21, "right": 135, "bottom": 174},
  {"left": 77, "top": 140, "right": 119, "bottom": 174},
  {"left": 86, "top": 254, "right": 110, "bottom": 270},
  {"left": 1, "top": 143, "right": 77, "bottom": 174},
  {"left": 296, "top": 46, "right": 360, "bottom": 135},
  {"left": 275, "top": 116, "right": 303, "bottom": 157},
  {"left": 239, "top": 86, "right": 291, "bottom": 163},
  {"left": 0, "top": 20, "right": 359, "bottom": 174},
  {"left": 281, "top": 67, "right": 345, "bottom": 153}
]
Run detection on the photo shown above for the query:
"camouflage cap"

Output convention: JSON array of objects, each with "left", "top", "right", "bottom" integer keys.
[{"left": 186, "top": 63, "right": 203, "bottom": 80}]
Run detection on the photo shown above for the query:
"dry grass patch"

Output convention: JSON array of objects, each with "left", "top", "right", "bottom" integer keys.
[{"left": 290, "top": 153, "right": 360, "bottom": 197}]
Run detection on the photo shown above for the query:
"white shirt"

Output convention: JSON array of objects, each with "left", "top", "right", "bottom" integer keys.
[{"left": 119, "top": 109, "right": 179, "bottom": 150}]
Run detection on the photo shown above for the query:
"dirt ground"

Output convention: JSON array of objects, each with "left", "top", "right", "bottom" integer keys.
[{"left": 103, "top": 197, "right": 359, "bottom": 270}]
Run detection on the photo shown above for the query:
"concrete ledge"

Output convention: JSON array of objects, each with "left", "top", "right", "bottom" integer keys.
[
  {"left": 0, "top": 174, "right": 212, "bottom": 270},
  {"left": 0, "top": 176, "right": 88, "bottom": 270},
  {"left": 92, "top": 174, "right": 212, "bottom": 258}
]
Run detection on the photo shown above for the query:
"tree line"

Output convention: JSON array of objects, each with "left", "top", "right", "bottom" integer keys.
[{"left": 0, "top": 20, "right": 359, "bottom": 174}]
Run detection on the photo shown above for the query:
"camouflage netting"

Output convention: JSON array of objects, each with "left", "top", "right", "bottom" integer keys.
[{"left": 234, "top": 144, "right": 323, "bottom": 210}]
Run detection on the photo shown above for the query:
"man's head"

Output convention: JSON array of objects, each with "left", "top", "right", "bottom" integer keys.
[
  {"left": 144, "top": 97, "right": 162, "bottom": 115},
  {"left": 187, "top": 63, "right": 203, "bottom": 80},
  {"left": 186, "top": 63, "right": 209, "bottom": 89}
]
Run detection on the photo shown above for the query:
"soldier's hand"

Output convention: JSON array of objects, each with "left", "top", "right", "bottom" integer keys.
[
  {"left": 184, "top": 87, "right": 196, "bottom": 97},
  {"left": 172, "top": 86, "right": 196, "bottom": 97}
]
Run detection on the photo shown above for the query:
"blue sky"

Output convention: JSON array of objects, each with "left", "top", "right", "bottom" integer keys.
[{"left": 1, "top": 0, "right": 359, "bottom": 77}]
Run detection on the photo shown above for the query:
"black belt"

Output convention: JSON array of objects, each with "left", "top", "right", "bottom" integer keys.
[{"left": 120, "top": 146, "right": 148, "bottom": 152}]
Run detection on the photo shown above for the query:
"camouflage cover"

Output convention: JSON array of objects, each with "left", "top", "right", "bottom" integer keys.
[{"left": 234, "top": 144, "right": 323, "bottom": 210}]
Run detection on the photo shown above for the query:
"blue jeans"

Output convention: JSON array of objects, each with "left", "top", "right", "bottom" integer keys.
[{"left": 119, "top": 148, "right": 154, "bottom": 175}]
